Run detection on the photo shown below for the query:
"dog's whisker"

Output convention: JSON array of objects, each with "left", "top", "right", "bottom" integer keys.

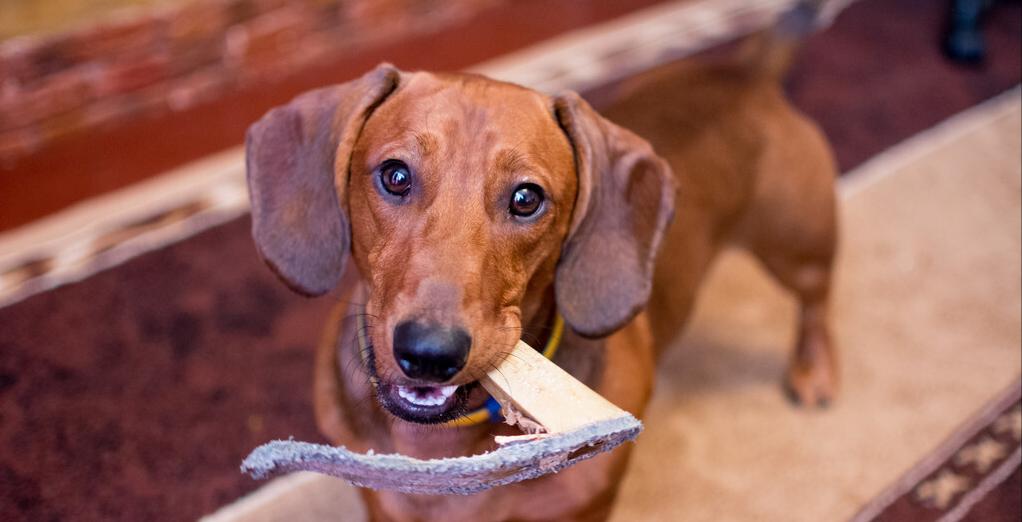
[
  {"left": 331, "top": 296, "right": 370, "bottom": 306},
  {"left": 340, "top": 311, "right": 376, "bottom": 319}
]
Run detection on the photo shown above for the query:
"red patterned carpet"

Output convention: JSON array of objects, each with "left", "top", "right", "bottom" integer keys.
[
  {"left": 0, "top": 0, "right": 1019, "bottom": 520},
  {"left": 857, "top": 383, "right": 1020, "bottom": 521}
]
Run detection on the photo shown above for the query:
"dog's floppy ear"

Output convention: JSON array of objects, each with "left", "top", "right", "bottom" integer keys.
[
  {"left": 553, "top": 91, "right": 676, "bottom": 338},
  {"left": 246, "top": 64, "right": 400, "bottom": 296}
]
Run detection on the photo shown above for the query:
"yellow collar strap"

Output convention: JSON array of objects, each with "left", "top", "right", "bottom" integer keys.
[{"left": 355, "top": 310, "right": 565, "bottom": 428}]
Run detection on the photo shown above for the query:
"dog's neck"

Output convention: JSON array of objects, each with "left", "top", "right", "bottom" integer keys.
[{"left": 519, "top": 287, "right": 560, "bottom": 351}]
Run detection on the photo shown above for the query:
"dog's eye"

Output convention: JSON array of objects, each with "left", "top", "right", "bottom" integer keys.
[
  {"left": 509, "top": 184, "right": 544, "bottom": 217},
  {"left": 379, "top": 160, "right": 412, "bottom": 196}
]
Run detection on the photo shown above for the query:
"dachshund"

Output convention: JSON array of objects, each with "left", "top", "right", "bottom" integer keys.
[{"left": 245, "top": 4, "right": 837, "bottom": 520}]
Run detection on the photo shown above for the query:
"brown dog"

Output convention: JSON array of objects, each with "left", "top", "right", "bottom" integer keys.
[{"left": 245, "top": 14, "right": 838, "bottom": 522}]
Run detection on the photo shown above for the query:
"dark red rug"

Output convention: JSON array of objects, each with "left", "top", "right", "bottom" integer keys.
[
  {"left": 0, "top": 0, "right": 1019, "bottom": 520},
  {"left": 854, "top": 380, "right": 1021, "bottom": 522}
]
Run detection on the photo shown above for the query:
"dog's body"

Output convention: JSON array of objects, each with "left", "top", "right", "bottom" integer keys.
[
  {"left": 246, "top": 14, "right": 837, "bottom": 522},
  {"left": 605, "top": 57, "right": 838, "bottom": 402}
]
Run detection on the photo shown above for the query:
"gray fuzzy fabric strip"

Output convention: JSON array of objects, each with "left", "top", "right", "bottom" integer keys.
[{"left": 241, "top": 415, "right": 642, "bottom": 495}]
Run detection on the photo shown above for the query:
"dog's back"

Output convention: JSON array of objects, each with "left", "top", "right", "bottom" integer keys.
[
  {"left": 602, "top": 0, "right": 830, "bottom": 231},
  {"left": 602, "top": 1, "right": 841, "bottom": 405}
]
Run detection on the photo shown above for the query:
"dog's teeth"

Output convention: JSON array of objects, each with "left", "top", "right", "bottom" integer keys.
[
  {"left": 397, "top": 385, "right": 459, "bottom": 407},
  {"left": 397, "top": 386, "right": 417, "bottom": 404}
]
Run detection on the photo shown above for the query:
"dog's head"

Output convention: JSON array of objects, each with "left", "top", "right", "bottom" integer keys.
[{"left": 247, "top": 64, "right": 674, "bottom": 423}]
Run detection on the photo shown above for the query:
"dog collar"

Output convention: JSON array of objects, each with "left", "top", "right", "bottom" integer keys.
[{"left": 354, "top": 309, "right": 565, "bottom": 428}]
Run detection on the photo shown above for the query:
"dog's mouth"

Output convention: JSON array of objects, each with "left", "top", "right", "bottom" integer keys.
[{"left": 376, "top": 381, "right": 481, "bottom": 424}]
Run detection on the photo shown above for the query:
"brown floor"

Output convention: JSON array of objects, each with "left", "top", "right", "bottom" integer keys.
[{"left": 0, "top": 0, "right": 1020, "bottom": 520}]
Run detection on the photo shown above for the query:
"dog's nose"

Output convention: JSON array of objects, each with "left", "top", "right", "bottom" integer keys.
[{"left": 392, "top": 321, "right": 471, "bottom": 382}]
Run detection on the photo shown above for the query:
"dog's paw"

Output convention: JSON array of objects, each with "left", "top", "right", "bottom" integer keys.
[{"left": 783, "top": 357, "right": 838, "bottom": 408}]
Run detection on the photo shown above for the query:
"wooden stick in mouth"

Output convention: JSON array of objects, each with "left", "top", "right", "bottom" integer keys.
[
  {"left": 241, "top": 339, "right": 643, "bottom": 493},
  {"left": 481, "top": 340, "right": 630, "bottom": 437}
]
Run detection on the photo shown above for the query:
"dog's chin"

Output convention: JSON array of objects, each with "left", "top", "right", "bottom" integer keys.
[{"left": 376, "top": 381, "right": 477, "bottom": 424}]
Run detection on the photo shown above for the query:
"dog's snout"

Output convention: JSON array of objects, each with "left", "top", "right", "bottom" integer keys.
[{"left": 392, "top": 321, "right": 471, "bottom": 382}]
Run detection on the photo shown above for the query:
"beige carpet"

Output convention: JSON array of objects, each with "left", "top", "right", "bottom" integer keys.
[
  {"left": 611, "top": 89, "right": 1022, "bottom": 521},
  {"left": 204, "top": 91, "right": 1022, "bottom": 522}
]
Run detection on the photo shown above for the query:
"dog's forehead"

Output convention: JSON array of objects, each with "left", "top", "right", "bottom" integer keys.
[
  {"left": 397, "top": 71, "right": 550, "bottom": 120},
  {"left": 364, "top": 72, "right": 570, "bottom": 159}
]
